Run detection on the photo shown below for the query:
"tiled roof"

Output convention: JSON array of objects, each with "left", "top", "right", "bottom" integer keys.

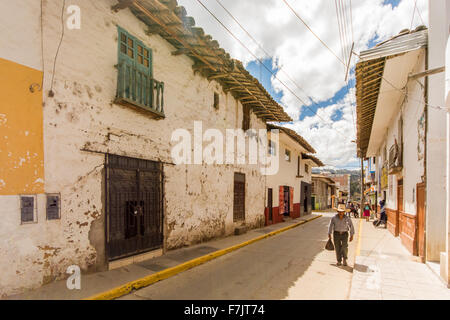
[
  {"left": 355, "top": 27, "right": 427, "bottom": 157},
  {"left": 114, "top": 0, "right": 292, "bottom": 122}
]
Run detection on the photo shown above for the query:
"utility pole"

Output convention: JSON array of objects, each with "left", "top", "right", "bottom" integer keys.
[{"left": 360, "top": 156, "right": 364, "bottom": 215}]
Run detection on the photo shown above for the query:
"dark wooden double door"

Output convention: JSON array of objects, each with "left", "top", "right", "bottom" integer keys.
[
  {"left": 416, "top": 182, "right": 425, "bottom": 259},
  {"left": 106, "top": 154, "right": 163, "bottom": 261},
  {"left": 233, "top": 173, "right": 245, "bottom": 222},
  {"left": 301, "top": 182, "right": 312, "bottom": 215}
]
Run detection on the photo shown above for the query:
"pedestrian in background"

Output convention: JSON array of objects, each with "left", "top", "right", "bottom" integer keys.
[
  {"left": 363, "top": 202, "right": 371, "bottom": 222},
  {"left": 377, "top": 200, "right": 387, "bottom": 228},
  {"left": 328, "top": 204, "right": 355, "bottom": 266}
]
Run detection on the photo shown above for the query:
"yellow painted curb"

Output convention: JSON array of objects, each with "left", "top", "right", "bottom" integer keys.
[
  {"left": 355, "top": 218, "right": 363, "bottom": 257},
  {"left": 85, "top": 214, "right": 322, "bottom": 300}
]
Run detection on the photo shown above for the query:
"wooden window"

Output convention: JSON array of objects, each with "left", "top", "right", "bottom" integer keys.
[
  {"left": 20, "top": 195, "right": 37, "bottom": 223},
  {"left": 242, "top": 105, "right": 250, "bottom": 130},
  {"left": 233, "top": 173, "right": 245, "bottom": 222},
  {"left": 213, "top": 92, "right": 219, "bottom": 109},
  {"left": 285, "top": 149, "right": 291, "bottom": 162},
  {"left": 46, "top": 194, "right": 61, "bottom": 220},
  {"left": 297, "top": 156, "right": 300, "bottom": 176},
  {"left": 268, "top": 140, "right": 276, "bottom": 155},
  {"left": 116, "top": 27, "right": 164, "bottom": 117}
]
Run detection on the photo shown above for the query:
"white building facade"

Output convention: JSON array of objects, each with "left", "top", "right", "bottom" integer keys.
[
  {"left": 356, "top": 28, "right": 428, "bottom": 257},
  {"left": 0, "top": 0, "right": 293, "bottom": 296},
  {"left": 265, "top": 125, "right": 323, "bottom": 225}
]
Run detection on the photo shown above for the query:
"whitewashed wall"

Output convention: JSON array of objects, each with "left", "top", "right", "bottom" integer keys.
[
  {"left": 266, "top": 132, "right": 309, "bottom": 207},
  {"left": 402, "top": 51, "right": 426, "bottom": 215},
  {"left": 0, "top": 0, "right": 270, "bottom": 296},
  {"left": 427, "top": 0, "right": 448, "bottom": 262},
  {"left": 381, "top": 51, "right": 425, "bottom": 214}
]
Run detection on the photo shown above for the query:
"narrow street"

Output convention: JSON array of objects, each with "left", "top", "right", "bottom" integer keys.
[
  {"left": 119, "top": 212, "right": 360, "bottom": 300},
  {"left": 2, "top": 0, "right": 450, "bottom": 303}
]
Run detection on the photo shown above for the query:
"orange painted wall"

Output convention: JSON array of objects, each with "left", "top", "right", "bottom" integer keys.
[{"left": 0, "top": 57, "right": 44, "bottom": 194}]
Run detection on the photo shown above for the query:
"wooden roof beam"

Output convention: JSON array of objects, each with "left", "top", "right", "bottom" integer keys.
[
  {"left": 207, "top": 73, "right": 240, "bottom": 80},
  {"left": 132, "top": 1, "right": 217, "bottom": 71},
  {"left": 112, "top": 0, "right": 134, "bottom": 12}
]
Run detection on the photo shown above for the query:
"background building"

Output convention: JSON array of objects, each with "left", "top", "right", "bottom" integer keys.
[
  {"left": 311, "top": 174, "right": 336, "bottom": 210},
  {"left": 0, "top": 0, "right": 294, "bottom": 296},
  {"left": 264, "top": 125, "right": 323, "bottom": 225}
]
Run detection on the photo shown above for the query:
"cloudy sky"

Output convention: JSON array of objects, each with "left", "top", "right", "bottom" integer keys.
[{"left": 177, "top": 0, "right": 429, "bottom": 169}]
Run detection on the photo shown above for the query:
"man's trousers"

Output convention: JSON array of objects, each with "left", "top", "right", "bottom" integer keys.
[{"left": 333, "top": 231, "right": 349, "bottom": 262}]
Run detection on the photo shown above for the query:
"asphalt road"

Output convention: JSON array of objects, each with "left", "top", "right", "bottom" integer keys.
[{"left": 119, "top": 212, "right": 361, "bottom": 300}]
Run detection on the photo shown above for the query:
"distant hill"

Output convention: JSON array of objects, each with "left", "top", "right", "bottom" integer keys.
[
  {"left": 312, "top": 168, "right": 362, "bottom": 199},
  {"left": 312, "top": 168, "right": 361, "bottom": 176}
]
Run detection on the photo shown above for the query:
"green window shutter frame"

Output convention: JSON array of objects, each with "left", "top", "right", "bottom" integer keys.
[{"left": 116, "top": 26, "right": 163, "bottom": 117}]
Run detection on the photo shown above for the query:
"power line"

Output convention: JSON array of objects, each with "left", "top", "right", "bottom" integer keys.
[
  {"left": 282, "top": 0, "right": 345, "bottom": 66},
  {"left": 283, "top": 0, "right": 444, "bottom": 112},
  {"left": 335, "top": 0, "right": 346, "bottom": 70},
  {"left": 334, "top": 0, "right": 357, "bottom": 138},
  {"left": 351, "top": 50, "right": 446, "bottom": 111},
  {"left": 40, "top": 0, "right": 44, "bottom": 92},
  {"left": 195, "top": 0, "right": 351, "bottom": 139},
  {"left": 339, "top": 0, "right": 350, "bottom": 64},
  {"left": 416, "top": 6, "right": 426, "bottom": 26},
  {"left": 410, "top": 0, "right": 418, "bottom": 31},
  {"left": 349, "top": 0, "right": 355, "bottom": 44},
  {"left": 283, "top": 0, "right": 434, "bottom": 110},
  {"left": 214, "top": 0, "right": 357, "bottom": 131},
  {"left": 49, "top": 0, "right": 66, "bottom": 97},
  {"left": 213, "top": 0, "right": 313, "bottom": 105}
]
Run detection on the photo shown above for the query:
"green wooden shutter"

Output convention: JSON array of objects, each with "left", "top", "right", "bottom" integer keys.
[
  {"left": 117, "top": 27, "right": 154, "bottom": 108},
  {"left": 116, "top": 27, "right": 164, "bottom": 116},
  {"left": 118, "top": 27, "right": 135, "bottom": 101},
  {"left": 134, "top": 39, "right": 152, "bottom": 106}
]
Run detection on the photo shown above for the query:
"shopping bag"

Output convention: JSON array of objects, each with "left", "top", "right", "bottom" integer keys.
[{"left": 325, "top": 238, "right": 335, "bottom": 251}]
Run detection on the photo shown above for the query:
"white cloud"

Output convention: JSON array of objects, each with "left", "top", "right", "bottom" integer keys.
[
  {"left": 282, "top": 89, "right": 358, "bottom": 167},
  {"left": 177, "top": 0, "right": 428, "bottom": 167}
]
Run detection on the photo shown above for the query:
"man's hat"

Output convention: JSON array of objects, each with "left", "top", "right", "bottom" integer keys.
[{"left": 336, "top": 204, "right": 346, "bottom": 212}]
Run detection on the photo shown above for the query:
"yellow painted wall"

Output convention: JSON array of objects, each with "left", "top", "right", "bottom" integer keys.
[{"left": 0, "top": 57, "right": 44, "bottom": 194}]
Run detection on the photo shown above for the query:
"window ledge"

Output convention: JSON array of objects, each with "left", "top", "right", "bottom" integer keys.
[{"left": 115, "top": 97, "right": 165, "bottom": 120}]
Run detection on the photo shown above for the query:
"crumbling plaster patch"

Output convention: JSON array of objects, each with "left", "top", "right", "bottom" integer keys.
[{"left": 1, "top": 0, "right": 269, "bottom": 296}]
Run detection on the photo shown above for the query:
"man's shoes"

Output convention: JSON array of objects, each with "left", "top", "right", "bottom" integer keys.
[
  {"left": 343, "top": 259, "right": 347, "bottom": 266},
  {"left": 337, "top": 261, "right": 342, "bottom": 266}
]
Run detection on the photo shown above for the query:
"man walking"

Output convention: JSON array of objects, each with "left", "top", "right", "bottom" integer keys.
[{"left": 328, "top": 204, "right": 355, "bottom": 266}]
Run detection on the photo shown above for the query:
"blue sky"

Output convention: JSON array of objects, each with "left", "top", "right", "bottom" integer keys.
[
  {"left": 247, "top": 58, "right": 353, "bottom": 122},
  {"left": 247, "top": 57, "right": 358, "bottom": 169},
  {"left": 383, "top": 0, "right": 401, "bottom": 9},
  {"left": 203, "top": 0, "right": 428, "bottom": 170},
  {"left": 245, "top": 35, "right": 383, "bottom": 170}
]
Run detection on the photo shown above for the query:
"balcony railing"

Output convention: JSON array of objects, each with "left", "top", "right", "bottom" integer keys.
[
  {"left": 115, "top": 61, "right": 165, "bottom": 119},
  {"left": 389, "top": 143, "right": 402, "bottom": 174}
]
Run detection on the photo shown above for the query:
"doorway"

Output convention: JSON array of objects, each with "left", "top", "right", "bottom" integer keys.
[
  {"left": 233, "top": 173, "right": 245, "bottom": 222},
  {"left": 268, "top": 188, "right": 273, "bottom": 222},
  {"left": 283, "top": 186, "right": 290, "bottom": 216},
  {"left": 106, "top": 154, "right": 163, "bottom": 261},
  {"left": 397, "top": 179, "right": 403, "bottom": 236},
  {"left": 300, "top": 181, "right": 311, "bottom": 216},
  {"left": 416, "top": 182, "right": 426, "bottom": 260}
]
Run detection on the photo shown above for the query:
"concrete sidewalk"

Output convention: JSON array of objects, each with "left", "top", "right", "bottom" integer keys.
[
  {"left": 349, "top": 218, "right": 450, "bottom": 300},
  {"left": 5, "top": 214, "right": 321, "bottom": 300}
]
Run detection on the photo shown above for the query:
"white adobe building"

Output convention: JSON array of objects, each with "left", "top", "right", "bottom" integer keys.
[
  {"left": 0, "top": 0, "right": 294, "bottom": 296},
  {"left": 356, "top": 27, "right": 428, "bottom": 257},
  {"left": 265, "top": 125, "right": 323, "bottom": 225}
]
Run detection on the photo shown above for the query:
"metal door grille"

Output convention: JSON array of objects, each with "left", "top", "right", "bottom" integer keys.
[
  {"left": 106, "top": 154, "right": 163, "bottom": 261},
  {"left": 233, "top": 173, "right": 245, "bottom": 222}
]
